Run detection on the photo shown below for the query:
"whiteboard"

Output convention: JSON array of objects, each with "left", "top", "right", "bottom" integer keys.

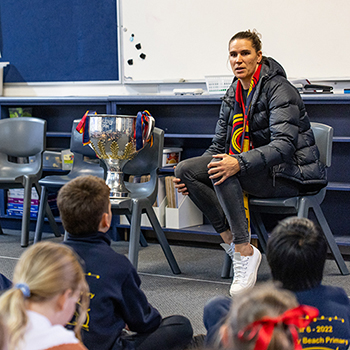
[{"left": 121, "top": 0, "right": 350, "bottom": 82}]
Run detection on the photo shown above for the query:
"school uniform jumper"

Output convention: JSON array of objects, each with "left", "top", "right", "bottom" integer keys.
[
  {"left": 64, "top": 232, "right": 192, "bottom": 350},
  {"left": 203, "top": 284, "right": 350, "bottom": 350},
  {"left": 295, "top": 284, "right": 350, "bottom": 350}
]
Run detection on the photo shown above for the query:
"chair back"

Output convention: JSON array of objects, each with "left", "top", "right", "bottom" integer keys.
[
  {"left": 0, "top": 117, "right": 46, "bottom": 179},
  {"left": 123, "top": 127, "right": 164, "bottom": 176},
  {"left": 310, "top": 122, "right": 333, "bottom": 168},
  {"left": 0, "top": 117, "right": 46, "bottom": 158},
  {"left": 122, "top": 127, "right": 164, "bottom": 202},
  {"left": 68, "top": 119, "right": 104, "bottom": 178},
  {"left": 70, "top": 119, "right": 99, "bottom": 158}
]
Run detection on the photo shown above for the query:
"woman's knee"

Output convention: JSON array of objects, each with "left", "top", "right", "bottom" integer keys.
[
  {"left": 174, "top": 158, "right": 194, "bottom": 179},
  {"left": 175, "top": 156, "right": 211, "bottom": 180}
]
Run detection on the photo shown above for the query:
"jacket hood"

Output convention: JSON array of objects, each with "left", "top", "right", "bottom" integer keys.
[
  {"left": 262, "top": 56, "right": 287, "bottom": 80},
  {"left": 222, "top": 56, "right": 287, "bottom": 108}
]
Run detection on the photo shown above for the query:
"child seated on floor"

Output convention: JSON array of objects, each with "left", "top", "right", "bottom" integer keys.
[
  {"left": 57, "top": 175, "right": 193, "bottom": 350},
  {"left": 204, "top": 217, "right": 350, "bottom": 350},
  {"left": 0, "top": 241, "right": 90, "bottom": 350},
  {"left": 216, "top": 282, "right": 318, "bottom": 350}
]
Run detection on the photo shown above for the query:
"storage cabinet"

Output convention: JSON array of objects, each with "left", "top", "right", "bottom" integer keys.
[
  {"left": 0, "top": 97, "right": 110, "bottom": 230},
  {"left": 112, "top": 95, "right": 350, "bottom": 244},
  {"left": 0, "top": 95, "right": 349, "bottom": 246},
  {"left": 0, "top": 97, "right": 111, "bottom": 149}
]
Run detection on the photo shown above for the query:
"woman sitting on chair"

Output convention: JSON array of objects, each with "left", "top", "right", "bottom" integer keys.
[{"left": 174, "top": 29, "right": 327, "bottom": 296}]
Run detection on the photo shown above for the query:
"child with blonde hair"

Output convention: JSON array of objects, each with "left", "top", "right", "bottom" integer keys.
[
  {"left": 0, "top": 241, "right": 90, "bottom": 350},
  {"left": 218, "top": 283, "right": 318, "bottom": 350}
]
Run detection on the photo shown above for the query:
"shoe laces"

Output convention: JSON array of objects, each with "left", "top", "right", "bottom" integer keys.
[{"left": 232, "top": 254, "right": 249, "bottom": 283}]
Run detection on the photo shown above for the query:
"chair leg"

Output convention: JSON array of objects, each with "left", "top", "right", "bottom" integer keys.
[
  {"left": 128, "top": 204, "right": 142, "bottom": 269},
  {"left": 250, "top": 212, "right": 268, "bottom": 253},
  {"left": 125, "top": 214, "right": 148, "bottom": 247},
  {"left": 45, "top": 203, "right": 61, "bottom": 237},
  {"left": 221, "top": 253, "right": 232, "bottom": 279},
  {"left": 297, "top": 196, "right": 311, "bottom": 218},
  {"left": 146, "top": 206, "right": 181, "bottom": 274},
  {"left": 21, "top": 180, "right": 32, "bottom": 247},
  {"left": 139, "top": 232, "right": 148, "bottom": 247},
  {"left": 34, "top": 187, "right": 49, "bottom": 243},
  {"left": 312, "top": 205, "right": 349, "bottom": 275},
  {"left": 34, "top": 184, "right": 61, "bottom": 243}
]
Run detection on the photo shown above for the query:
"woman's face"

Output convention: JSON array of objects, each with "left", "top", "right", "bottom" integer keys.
[{"left": 229, "top": 38, "right": 262, "bottom": 88}]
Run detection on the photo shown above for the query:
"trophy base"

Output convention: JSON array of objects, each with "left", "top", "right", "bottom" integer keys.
[
  {"left": 109, "top": 189, "right": 130, "bottom": 199},
  {"left": 106, "top": 169, "right": 130, "bottom": 199}
]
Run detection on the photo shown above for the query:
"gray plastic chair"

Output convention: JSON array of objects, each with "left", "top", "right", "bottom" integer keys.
[
  {"left": 34, "top": 119, "right": 104, "bottom": 243},
  {"left": 221, "top": 122, "right": 349, "bottom": 277},
  {"left": 0, "top": 117, "right": 59, "bottom": 246},
  {"left": 110, "top": 127, "right": 181, "bottom": 274}
]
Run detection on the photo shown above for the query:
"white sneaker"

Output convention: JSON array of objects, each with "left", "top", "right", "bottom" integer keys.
[{"left": 229, "top": 245, "right": 262, "bottom": 296}]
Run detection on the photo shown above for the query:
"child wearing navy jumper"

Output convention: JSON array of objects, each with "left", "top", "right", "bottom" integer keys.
[
  {"left": 203, "top": 217, "right": 350, "bottom": 350},
  {"left": 57, "top": 175, "right": 193, "bottom": 350}
]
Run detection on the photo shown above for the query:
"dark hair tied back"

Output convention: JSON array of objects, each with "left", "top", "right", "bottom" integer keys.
[{"left": 229, "top": 29, "right": 262, "bottom": 53}]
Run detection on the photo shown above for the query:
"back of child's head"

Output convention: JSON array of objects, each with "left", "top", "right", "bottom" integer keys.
[
  {"left": 0, "top": 241, "right": 89, "bottom": 350},
  {"left": 57, "top": 175, "right": 110, "bottom": 236},
  {"left": 219, "top": 283, "right": 315, "bottom": 350},
  {"left": 266, "top": 217, "right": 327, "bottom": 292}
]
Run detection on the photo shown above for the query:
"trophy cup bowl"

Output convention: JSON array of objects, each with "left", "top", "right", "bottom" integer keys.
[{"left": 88, "top": 114, "right": 154, "bottom": 198}]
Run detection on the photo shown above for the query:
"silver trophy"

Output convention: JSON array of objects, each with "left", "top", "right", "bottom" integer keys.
[{"left": 88, "top": 114, "right": 155, "bottom": 198}]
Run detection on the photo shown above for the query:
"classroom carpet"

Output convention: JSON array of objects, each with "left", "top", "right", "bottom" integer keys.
[{"left": 0, "top": 229, "right": 349, "bottom": 336}]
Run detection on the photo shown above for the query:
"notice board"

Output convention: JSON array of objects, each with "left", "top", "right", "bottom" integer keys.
[{"left": 0, "top": 0, "right": 119, "bottom": 82}]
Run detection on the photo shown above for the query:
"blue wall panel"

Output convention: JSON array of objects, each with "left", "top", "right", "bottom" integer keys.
[{"left": 0, "top": 0, "right": 119, "bottom": 82}]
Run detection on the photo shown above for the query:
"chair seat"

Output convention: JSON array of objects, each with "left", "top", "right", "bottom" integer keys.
[
  {"left": 39, "top": 175, "right": 75, "bottom": 188},
  {"left": 124, "top": 181, "right": 156, "bottom": 199},
  {"left": 250, "top": 196, "right": 299, "bottom": 208},
  {"left": 110, "top": 198, "right": 133, "bottom": 211},
  {"left": 0, "top": 172, "right": 40, "bottom": 183}
]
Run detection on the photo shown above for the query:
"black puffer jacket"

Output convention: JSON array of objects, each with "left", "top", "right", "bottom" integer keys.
[{"left": 205, "top": 57, "right": 327, "bottom": 191}]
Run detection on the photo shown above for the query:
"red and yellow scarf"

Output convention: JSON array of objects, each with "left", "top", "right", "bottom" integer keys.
[{"left": 229, "top": 64, "right": 262, "bottom": 229}]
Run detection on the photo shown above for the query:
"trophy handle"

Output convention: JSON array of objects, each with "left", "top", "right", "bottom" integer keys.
[{"left": 145, "top": 116, "right": 155, "bottom": 141}]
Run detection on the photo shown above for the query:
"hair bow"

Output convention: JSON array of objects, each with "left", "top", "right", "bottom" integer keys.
[{"left": 237, "top": 305, "right": 319, "bottom": 350}]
